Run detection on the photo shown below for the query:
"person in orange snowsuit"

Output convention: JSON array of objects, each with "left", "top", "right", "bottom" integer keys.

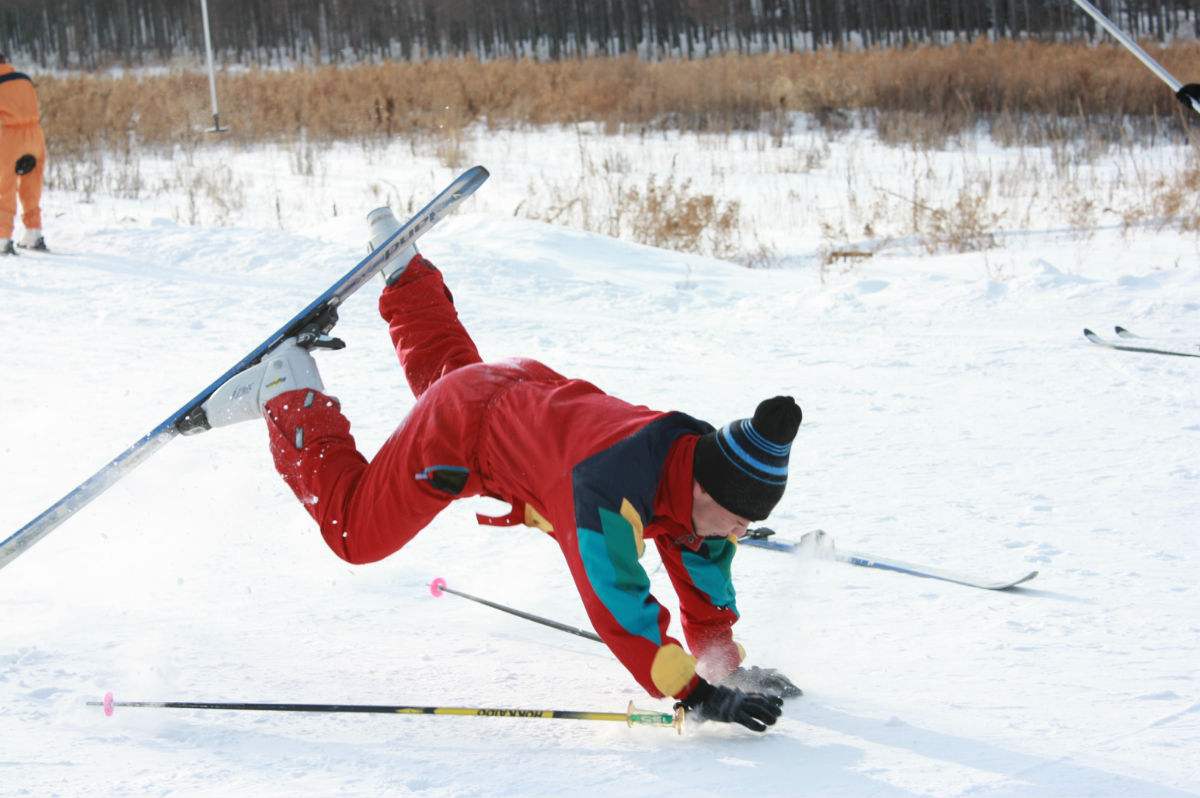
[{"left": 0, "top": 53, "right": 47, "bottom": 255}]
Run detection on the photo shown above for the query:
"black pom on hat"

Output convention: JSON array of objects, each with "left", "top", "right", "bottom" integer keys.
[{"left": 693, "top": 396, "right": 802, "bottom": 521}]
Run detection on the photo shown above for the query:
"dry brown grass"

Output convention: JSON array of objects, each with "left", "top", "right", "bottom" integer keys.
[
  {"left": 514, "top": 149, "right": 742, "bottom": 261},
  {"left": 35, "top": 40, "right": 1200, "bottom": 262},
  {"left": 36, "top": 40, "right": 1200, "bottom": 155},
  {"left": 1117, "top": 163, "right": 1200, "bottom": 231},
  {"left": 623, "top": 175, "right": 741, "bottom": 258}
]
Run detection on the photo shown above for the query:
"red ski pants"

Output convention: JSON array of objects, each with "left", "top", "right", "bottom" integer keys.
[{"left": 263, "top": 256, "right": 564, "bottom": 564}]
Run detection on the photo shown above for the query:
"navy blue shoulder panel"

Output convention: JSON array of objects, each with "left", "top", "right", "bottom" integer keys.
[
  {"left": 0, "top": 72, "right": 32, "bottom": 87},
  {"left": 571, "top": 411, "right": 714, "bottom": 532}
]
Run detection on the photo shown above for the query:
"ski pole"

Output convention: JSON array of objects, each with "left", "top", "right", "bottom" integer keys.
[
  {"left": 429, "top": 577, "right": 603, "bottom": 643},
  {"left": 89, "top": 692, "right": 683, "bottom": 732},
  {"left": 1065, "top": 0, "right": 1200, "bottom": 115}
]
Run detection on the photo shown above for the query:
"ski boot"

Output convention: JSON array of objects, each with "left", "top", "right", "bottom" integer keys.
[
  {"left": 1, "top": 239, "right": 16, "bottom": 256},
  {"left": 366, "top": 206, "right": 419, "bottom": 285},
  {"left": 18, "top": 229, "right": 47, "bottom": 252},
  {"left": 200, "top": 337, "right": 325, "bottom": 428}
]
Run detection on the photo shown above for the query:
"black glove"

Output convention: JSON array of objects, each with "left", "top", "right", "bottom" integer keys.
[
  {"left": 721, "top": 666, "right": 803, "bottom": 699},
  {"left": 677, "top": 679, "right": 783, "bottom": 733}
]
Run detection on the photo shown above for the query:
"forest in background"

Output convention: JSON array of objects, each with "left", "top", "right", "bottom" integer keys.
[{"left": 2, "top": 0, "right": 1199, "bottom": 68}]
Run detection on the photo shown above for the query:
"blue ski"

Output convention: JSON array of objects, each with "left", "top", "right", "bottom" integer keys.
[
  {"left": 741, "top": 529, "right": 1038, "bottom": 591},
  {"left": 1, "top": 166, "right": 490, "bottom": 572}
]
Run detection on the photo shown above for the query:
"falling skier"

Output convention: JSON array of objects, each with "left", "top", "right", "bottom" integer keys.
[{"left": 203, "top": 208, "right": 803, "bottom": 733}]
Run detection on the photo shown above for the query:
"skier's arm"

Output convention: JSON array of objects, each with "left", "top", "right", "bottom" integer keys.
[
  {"left": 564, "top": 506, "right": 703, "bottom": 701},
  {"left": 564, "top": 498, "right": 783, "bottom": 731},
  {"left": 655, "top": 534, "right": 743, "bottom": 680}
]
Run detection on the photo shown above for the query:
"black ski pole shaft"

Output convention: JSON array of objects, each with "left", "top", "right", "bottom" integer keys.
[
  {"left": 89, "top": 692, "right": 682, "bottom": 730},
  {"left": 429, "top": 577, "right": 602, "bottom": 643}
]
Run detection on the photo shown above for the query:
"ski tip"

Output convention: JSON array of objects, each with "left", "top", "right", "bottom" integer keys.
[
  {"left": 1006, "top": 571, "right": 1039, "bottom": 589},
  {"left": 1114, "top": 325, "right": 1129, "bottom": 335},
  {"left": 429, "top": 577, "right": 447, "bottom": 598},
  {"left": 1082, "top": 328, "right": 1100, "bottom": 341},
  {"left": 103, "top": 691, "right": 114, "bottom": 716}
]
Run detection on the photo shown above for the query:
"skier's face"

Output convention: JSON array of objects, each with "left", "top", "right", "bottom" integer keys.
[{"left": 691, "top": 482, "right": 751, "bottom": 539}]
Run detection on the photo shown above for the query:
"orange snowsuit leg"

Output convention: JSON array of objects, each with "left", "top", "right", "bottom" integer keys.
[{"left": 0, "top": 124, "right": 44, "bottom": 239}]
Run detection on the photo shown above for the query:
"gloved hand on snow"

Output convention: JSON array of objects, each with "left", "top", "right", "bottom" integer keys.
[
  {"left": 677, "top": 679, "right": 784, "bottom": 733},
  {"left": 720, "top": 666, "right": 803, "bottom": 699}
]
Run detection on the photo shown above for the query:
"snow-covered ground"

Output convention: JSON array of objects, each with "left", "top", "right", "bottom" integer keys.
[{"left": 2, "top": 127, "right": 1199, "bottom": 797}]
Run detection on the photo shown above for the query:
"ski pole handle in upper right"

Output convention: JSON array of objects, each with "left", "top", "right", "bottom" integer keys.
[{"left": 1176, "top": 84, "right": 1200, "bottom": 117}]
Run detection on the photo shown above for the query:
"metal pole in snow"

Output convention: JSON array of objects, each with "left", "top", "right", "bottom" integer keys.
[
  {"left": 199, "top": 0, "right": 227, "bottom": 132},
  {"left": 429, "top": 577, "right": 603, "bottom": 643}
]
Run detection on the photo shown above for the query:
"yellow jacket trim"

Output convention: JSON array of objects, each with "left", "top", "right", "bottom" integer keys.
[
  {"left": 619, "top": 498, "right": 645, "bottom": 558},
  {"left": 523, "top": 503, "right": 554, "bottom": 534},
  {"left": 651, "top": 643, "right": 697, "bottom": 697}
]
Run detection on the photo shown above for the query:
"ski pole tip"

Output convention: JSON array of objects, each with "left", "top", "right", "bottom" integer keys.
[
  {"left": 429, "top": 577, "right": 447, "bottom": 598},
  {"left": 103, "top": 691, "right": 114, "bottom": 716}
]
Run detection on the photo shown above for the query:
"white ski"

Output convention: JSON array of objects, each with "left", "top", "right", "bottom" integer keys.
[
  {"left": 1083, "top": 328, "right": 1200, "bottom": 359},
  {"left": 741, "top": 529, "right": 1039, "bottom": 591}
]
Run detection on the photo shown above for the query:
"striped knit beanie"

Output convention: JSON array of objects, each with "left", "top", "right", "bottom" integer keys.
[{"left": 693, "top": 396, "right": 802, "bottom": 521}]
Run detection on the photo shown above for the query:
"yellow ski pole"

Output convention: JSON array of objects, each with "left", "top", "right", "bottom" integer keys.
[{"left": 89, "top": 693, "right": 684, "bottom": 733}]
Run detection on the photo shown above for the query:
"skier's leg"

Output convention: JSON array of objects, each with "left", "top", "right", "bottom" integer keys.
[
  {"left": 263, "top": 364, "right": 489, "bottom": 565},
  {"left": 16, "top": 132, "right": 43, "bottom": 240},
  {"left": 201, "top": 338, "right": 440, "bottom": 560},
  {"left": 0, "top": 138, "right": 18, "bottom": 243},
  {"left": 379, "top": 256, "right": 483, "bottom": 399}
]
